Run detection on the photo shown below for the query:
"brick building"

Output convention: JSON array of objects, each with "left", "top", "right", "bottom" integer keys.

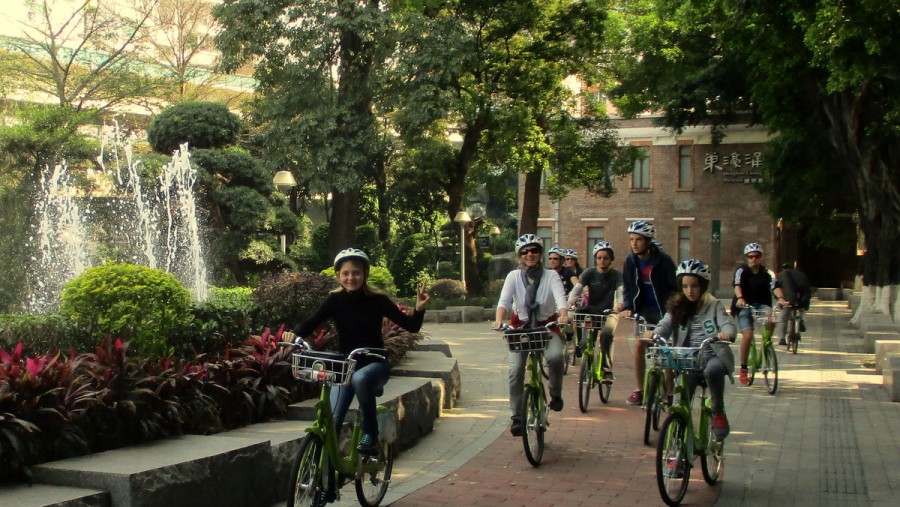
[{"left": 525, "top": 116, "right": 777, "bottom": 296}]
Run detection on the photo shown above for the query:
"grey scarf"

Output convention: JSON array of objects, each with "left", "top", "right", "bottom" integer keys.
[{"left": 521, "top": 265, "right": 544, "bottom": 326}]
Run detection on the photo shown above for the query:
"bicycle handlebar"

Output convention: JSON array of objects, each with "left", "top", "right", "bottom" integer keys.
[{"left": 278, "top": 340, "right": 387, "bottom": 362}]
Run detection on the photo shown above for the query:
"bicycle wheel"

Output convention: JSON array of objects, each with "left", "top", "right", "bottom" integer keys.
[
  {"left": 789, "top": 332, "right": 799, "bottom": 354},
  {"left": 700, "top": 409, "right": 725, "bottom": 484},
  {"left": 522, "top": 386, "right": 545, "bottom": 467},
  {"left": 597, "top": 350, "right": 612, "bottom": 403},
  {"left": 643, "top": 373, "right": 661, "bottom": 446},
  {"left": 656, "top": 413, "right": 691, "bottom": 506},
  {"left": 287, "top": 434, "right": 325, "bottom": 507},
  {"left": 578, "top": 353, "right": 593, "bottom": 413},
  {"left": 563, "top": 337, "right": 571, "bottom": 375},
  {"left": 355, "top": 443, "right": 393, "bottom": 507},
  {"left": 763, "top": 345, "right": 779, "bottom": 395}
]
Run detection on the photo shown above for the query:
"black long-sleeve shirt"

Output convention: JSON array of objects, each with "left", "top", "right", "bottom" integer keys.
[{"left": 294, "top": 289, "right": 425, "bottom": 355}]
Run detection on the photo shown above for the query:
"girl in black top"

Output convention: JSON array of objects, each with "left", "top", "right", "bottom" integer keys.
[{"left": 284, "top": 248, "right": 430, "bottom": 455}]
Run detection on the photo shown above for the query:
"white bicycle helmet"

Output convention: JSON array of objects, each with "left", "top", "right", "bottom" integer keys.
[
  {"left": 333, "top": 248, "right": 370, "bottom": 271},
  {"left": 548, "top": 246, "right": 566, "bottom": 257},
  {"left": 627, "top": 220, "right": 656, "bottom": 238},
  {"left": 515, "top": 234, "right": 543, "bottom": 253},
  {"left": 565, "top": 249, "right": 578, "bottom": 259},
  {"left": 592, "top": 241, "right": 614, "bottom": 258},
  {"left": 676, "top": 259, "right": 711, "bottom": 281},
  {"left": 743, "top": 242, "right": 763, "bottom": 255}
]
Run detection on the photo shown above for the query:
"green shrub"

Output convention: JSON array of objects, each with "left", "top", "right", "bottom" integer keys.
[
  {"left": 59, "top": 263, "right": 192, "bottom": 357},
  {"left": 354, "top": 223, "right": 384, "bottom": 266},
  {"left": 147, "top": 101, "right": 242, "bottom": 154},
  {"left": 253, "top": 271, "right": 339, "bottom": 328},
  {"left": 388, "top": 233, "right": 435, "bottom": 297},
  {"left": 172, "top": 287, "right": 257, "bottom": 356},
  {"left": 429, "top": 279, "right": 467, "bottom": 299},
  {"left": 0, "top": 313, "right": 86, "bottom": 353}
]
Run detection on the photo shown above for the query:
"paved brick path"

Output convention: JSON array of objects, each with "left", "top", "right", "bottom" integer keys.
[{"left": 391, "top": 325, "right": 720, "bottom": 506}]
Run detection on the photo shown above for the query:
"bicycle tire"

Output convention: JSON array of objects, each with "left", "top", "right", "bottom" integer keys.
[
  {"left": 522, "top": 386, "right": 545, "bottom": 467},
  {"left": 563, "top": 338, "right": 571, "bottom": 375},
  {"left": 656, "top": 413, "right": 691, "bottom": 506},
  {"left": 578, "top": 353, "right": 593, "bottom": 412},
  {"left": 789, "top": 332, "right": 799, "bottom": 354},
  {"left": 355, "top": 443, "right": 393, "bottom": 507},
  {"left": 700, "top": 415, "right": 725, "bottom": 485},
  {"left": 764, "top": 345, "right": 778, "bottom": 395},
  {"left": 286, "top": 434, "right": 325, "bottom": 507},
  {"left": 643, "top": 373, "right": 660, "bottom": 446},
  {"left": 598, "top": 372, "right": 612, "bottom": 403}
]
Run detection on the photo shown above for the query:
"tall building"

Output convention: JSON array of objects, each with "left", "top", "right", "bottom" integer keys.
[{"left": 526, "top": 115, "right": 775, "bottom": 296}]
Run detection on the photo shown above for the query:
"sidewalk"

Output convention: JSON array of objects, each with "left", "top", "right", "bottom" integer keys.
[{"left": 377, "top": 300, "right": 899, "bottom": 506}]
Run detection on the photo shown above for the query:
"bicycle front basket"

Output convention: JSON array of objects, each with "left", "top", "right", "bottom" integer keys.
[
  {"left": 504, "top": 329, "right": 552, "bottom": 352},
  {"left": 291, "top": 351, "right": 356, "bottom": 385},
  {"left": 572, "top": 312, "right": 607, "bottom": 329}
]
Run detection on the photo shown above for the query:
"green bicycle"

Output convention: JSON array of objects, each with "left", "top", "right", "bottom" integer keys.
[
  {"left": 281, "top": 341, "right": 394, "bottom": 507},
  {"left": 655, "top": 337, "right": 727, "bottom": 506},
  {"left": 643, "top": 332, "right": 669, "bottom": 446},
  {"left": 501, "top": 324, "right": 554, "bottom": 467},
  {"left": 746, "top": 307, "right": 779, "bottom": 394},
  {"left": 573, "top": 310, "right": 615, "bottom": 411}
]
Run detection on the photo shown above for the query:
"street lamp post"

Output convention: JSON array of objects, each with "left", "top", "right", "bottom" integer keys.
[
  {"left": 273, "top": 170, "right": 298, "bottom": 254},
  {"left": 489, "top": 225, "right": 500, "bottom": 254},
  {"left": 454, "top": 210, "right": 472, "bottom": 290}
]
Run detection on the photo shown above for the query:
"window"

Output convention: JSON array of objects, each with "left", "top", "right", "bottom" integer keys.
[
  {"left": 587, "top": 227, "right": 605, "bottom": 250},
  {"left": 537, "top": 226, "right": 552, "bottom": 264},
  {"left": 632, "top": 147, "right": 650, "bottom": 189},
  {"left": 678, "top": 145, "right": 692, "bottom": 189},
  {"left": 678, "top": 226, "right": 692, "bottom": 263}
]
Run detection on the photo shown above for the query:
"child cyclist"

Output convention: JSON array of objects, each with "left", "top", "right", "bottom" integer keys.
[
  {"left": 283, "top": 248, "right": 430, "bottom": 457},
  {"left": 492, "top": 234, "right": 570, "bottom": 437},
  {"left": 567, "top": 241, "right": 624, "bottom": 377},
  {"left": 652, "top": 259, "right": 736, "bottom": 440}
]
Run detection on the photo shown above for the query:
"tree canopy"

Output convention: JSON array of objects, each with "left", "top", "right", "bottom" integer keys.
[{"left": 611, "top": 0, "right": 900, "bottom": 289}]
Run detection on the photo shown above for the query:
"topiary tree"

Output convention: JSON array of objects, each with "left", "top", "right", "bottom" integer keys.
[
  {"left": 147, "top": 101, "right": 242, "bottom": 154},
  {"left": 59, "top": 263, "right": 192, "bottom": 357},
  {"left": 253, "top": 271, "right": 339, "bottom": 329},
  {"left": 429, "top": 279, "right": 467, "bottom": 300}
]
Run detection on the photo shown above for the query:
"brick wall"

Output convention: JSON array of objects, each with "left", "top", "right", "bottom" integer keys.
[{"left": 523, "top": 125, "right": 777, "bottom": 295}]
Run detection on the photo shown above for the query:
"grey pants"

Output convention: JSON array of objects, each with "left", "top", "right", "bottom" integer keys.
[
  {"left": 508, "top": 332, "right": 564, "bottom": 418},
  {"left": 685, "top": 355, "right": 728, "bottom": 414}
]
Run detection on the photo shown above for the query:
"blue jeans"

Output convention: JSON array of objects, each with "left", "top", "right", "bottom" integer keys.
[
  {"left": 737, "top": 304, "right": 772, "bottom": 332},
  {"left": 331, "top": 360, "right": 389, "bottom": 438}
]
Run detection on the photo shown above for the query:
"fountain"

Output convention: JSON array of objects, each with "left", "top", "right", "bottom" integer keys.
[{"left": 27, "top": 122, "right": 209, "bottom": 313}]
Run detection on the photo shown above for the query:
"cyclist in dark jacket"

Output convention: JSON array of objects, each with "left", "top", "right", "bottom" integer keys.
[{"left": 620, "top": 221, "right": 678, "bottom": 405}]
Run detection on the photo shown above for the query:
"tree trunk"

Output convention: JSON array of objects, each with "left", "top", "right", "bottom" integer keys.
[
  {"left": 821, "top": 87, "right": 900, "bottom": 320},
  {"left": 328, "top": 189, "right": 360, "bottom": 259},
  {"left": 520, "top": 170, "right": 542, "bottom": 235}
]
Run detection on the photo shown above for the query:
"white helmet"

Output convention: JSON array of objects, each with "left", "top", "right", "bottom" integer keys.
[
  {"left": 565, "top": 249, "right": 578, "bottom": 259},
  {"left": 627, "top": 220, "right": 655, "bottom": 238},
  {"left": 676, "top": 259, "right": 711, "bottom": 280},
  {"left": 547, "top": 246, "right": 566, "bottom": 257},
  {"left": 592, "top": 241, "right": 614, "bottom": 258},
  {"left": 333, "top": 248, "right": 370, "bottom": 271},
  {"left": 743, "top": 243, "right": 763, "bottom": 255},
  {"left": 515, "top": 234, "right": 543, "bottom": 253}
]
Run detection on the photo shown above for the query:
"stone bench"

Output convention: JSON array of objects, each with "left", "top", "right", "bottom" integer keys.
[
  {"left": 0, "top": 483, "right": 108, "bottom": 507},
  {"left": 33, "top": 435, "right": 273, "bottom": 507},
  {"left": 885, "top": 354, "right": 900, "bottom": 402},
  {"left": 416, "top": 338, "right": 453, "bottom": 357},
  {"left": 391, "top": 350, "right": 461, "bottom": 408},
  {"left": 875, "top": 339, "right": 900, "bottom": 373},
  {"left": 286, "top": 376, "right": 442, "bottom": 451},
  {"left": 864, "top": 330, "right": 900, "bottom": 354}
]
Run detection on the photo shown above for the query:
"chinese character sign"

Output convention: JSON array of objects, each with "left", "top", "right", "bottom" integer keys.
[{"left": 704, "top": 150, "right": 764, "bottom": 183}]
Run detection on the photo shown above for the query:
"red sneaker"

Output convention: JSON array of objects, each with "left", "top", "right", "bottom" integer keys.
[
  {"left": 627, "top": 390, "right": 643, "bottom": 405},
  {"left": 739, "top": 367, "right": 749, "bottom": 385},
  {"left": 712, "top": 412, "right": 730, "bottom": 440}
]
